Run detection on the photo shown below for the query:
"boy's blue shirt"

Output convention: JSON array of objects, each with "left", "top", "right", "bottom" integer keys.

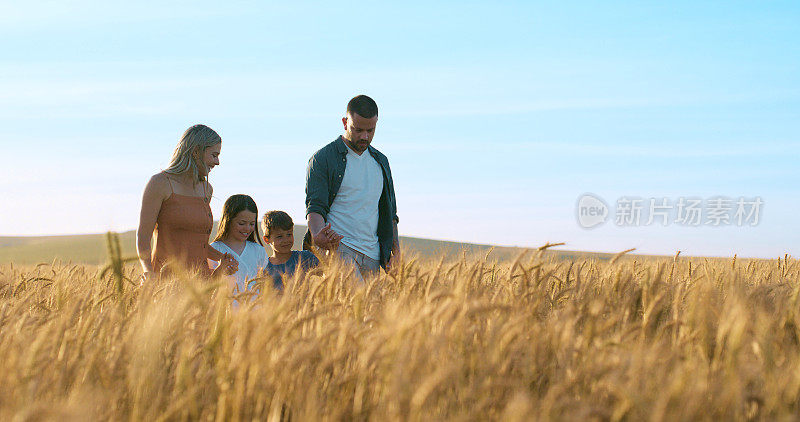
[{"left": 257, "top": 250, "right": 319, "bottom": 290}]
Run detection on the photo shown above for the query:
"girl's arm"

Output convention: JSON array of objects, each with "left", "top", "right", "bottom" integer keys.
[{"left": 136, "top": 174, "right": 168, "bottom": 279}]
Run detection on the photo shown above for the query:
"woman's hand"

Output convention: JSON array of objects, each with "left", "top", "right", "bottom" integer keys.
[
  {"left": 221, "top": 253, "right": 239, "bottom": 275},
  {"left": 211, "top": 253, "right": 238, "bottom": 278}
]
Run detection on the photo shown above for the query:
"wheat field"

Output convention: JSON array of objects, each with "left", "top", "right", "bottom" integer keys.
[{"left": 1, "top": 236, "right": 798, "bottom": 421}]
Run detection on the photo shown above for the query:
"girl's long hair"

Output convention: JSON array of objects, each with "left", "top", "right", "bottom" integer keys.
[
  {"left": 213, "top": 194, "right": 263, "bottom": 245},
  {"left": 164, "top": 124, "right": 221, "bottom": 183}
]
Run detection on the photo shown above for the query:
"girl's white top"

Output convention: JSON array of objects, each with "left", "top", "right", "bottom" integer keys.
[{"left": 209, "top": 240, "right": 268, "bottom": 293}]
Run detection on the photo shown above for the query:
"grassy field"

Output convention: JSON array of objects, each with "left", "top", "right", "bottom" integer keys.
[
  {"left": 0, "top": 228, "right": 617, "bottom": 265},
  {"left": 1, "top": 236, "right": 797, "bottom": 420}
]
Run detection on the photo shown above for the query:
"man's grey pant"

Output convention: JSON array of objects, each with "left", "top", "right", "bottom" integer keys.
[{"left": 336, "top": 243, "right": 381, "bottom": 282}]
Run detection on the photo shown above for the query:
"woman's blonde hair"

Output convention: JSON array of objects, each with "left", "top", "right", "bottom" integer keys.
[{"left": 164, "top": 124, "right": 221, "bottom": 182}]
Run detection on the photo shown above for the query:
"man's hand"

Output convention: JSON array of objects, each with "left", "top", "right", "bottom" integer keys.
[
  {"left": 386, "top": 220, "right": 401, "bottom": 273},
  {"left": 312, "top": 222, "right": 343, "bottom": 250},
  {"left": 386, "top": 248, "right": 402, "bottom": 273}
]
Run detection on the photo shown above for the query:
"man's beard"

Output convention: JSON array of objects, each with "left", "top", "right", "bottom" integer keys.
[{"left": 345, "top": 136, "right": 368, "bottom": 153}]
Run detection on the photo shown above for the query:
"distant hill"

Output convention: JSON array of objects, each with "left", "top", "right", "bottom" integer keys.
[{"left": 0, "top": 225, "right": 620, "bottom": 266}]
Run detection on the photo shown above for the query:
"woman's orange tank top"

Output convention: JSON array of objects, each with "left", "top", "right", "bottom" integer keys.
[{"left": 151, "top": 175, "right": 213, "bottom": 277}]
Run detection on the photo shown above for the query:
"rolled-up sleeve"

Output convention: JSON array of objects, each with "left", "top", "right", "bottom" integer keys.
[{"left": 305, "top": 153, "right": 330, "bottom": 220}]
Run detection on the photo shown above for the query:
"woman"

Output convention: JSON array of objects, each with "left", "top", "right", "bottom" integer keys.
[{"left": 137, "top": 124, "right": 238, "bottom": 280}]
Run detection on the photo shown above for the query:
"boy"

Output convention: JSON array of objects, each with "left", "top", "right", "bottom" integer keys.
[{"left": 260, "top": 211, "right": 320, "bottom": 290}]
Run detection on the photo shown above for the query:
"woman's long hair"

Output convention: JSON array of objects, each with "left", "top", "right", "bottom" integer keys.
[
  {"left": 164, "top": 124, "right": 221, "bottom": 183},
  {"left": 213, "top": 194, "right": 263, "bottom": 245}
]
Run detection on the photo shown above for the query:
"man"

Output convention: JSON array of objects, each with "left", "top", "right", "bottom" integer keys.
[{"left": 305, "top": 95, "right": 400, "bottom": 279}]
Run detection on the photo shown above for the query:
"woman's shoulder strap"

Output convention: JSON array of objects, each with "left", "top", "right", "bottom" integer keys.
[{"left": 161, "top": 172, "right": 174, "bottom": 195}]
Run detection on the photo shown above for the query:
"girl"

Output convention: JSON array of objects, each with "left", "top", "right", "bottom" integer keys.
[
  {"left": 137, "top": 124, "right": 238, "bottom": 280},
  {"left": 209, "top": 194, "right": 268, "bottom": 294}
]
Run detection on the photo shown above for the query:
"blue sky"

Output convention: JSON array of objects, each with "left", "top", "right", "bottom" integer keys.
[{"left": 1, "top": 1, "right": 798, "bottom": 258}]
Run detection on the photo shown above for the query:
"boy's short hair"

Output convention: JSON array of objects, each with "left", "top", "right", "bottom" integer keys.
[{"left": 262, "top": 210, "right": 293, "bottom": 238}]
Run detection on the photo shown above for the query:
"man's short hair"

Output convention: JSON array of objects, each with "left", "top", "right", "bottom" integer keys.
[
  {"left": 347, "top": 95, "right": 378, "bottom": 119},
  {"left": 262, "top": 210, "right": 293, "bottom": 238}
]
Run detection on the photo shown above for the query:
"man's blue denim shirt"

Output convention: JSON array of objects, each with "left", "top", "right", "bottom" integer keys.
[{"left": 305, "top": 136, "right": 399, "bottom": 269}]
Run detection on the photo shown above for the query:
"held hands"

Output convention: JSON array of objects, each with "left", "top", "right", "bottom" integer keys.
[
  {"left": 312, "top": 223, "right": 343, "bottom": 250},
  {"left": 220, "top": 253, "right": 239, "bottom": 275}
]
